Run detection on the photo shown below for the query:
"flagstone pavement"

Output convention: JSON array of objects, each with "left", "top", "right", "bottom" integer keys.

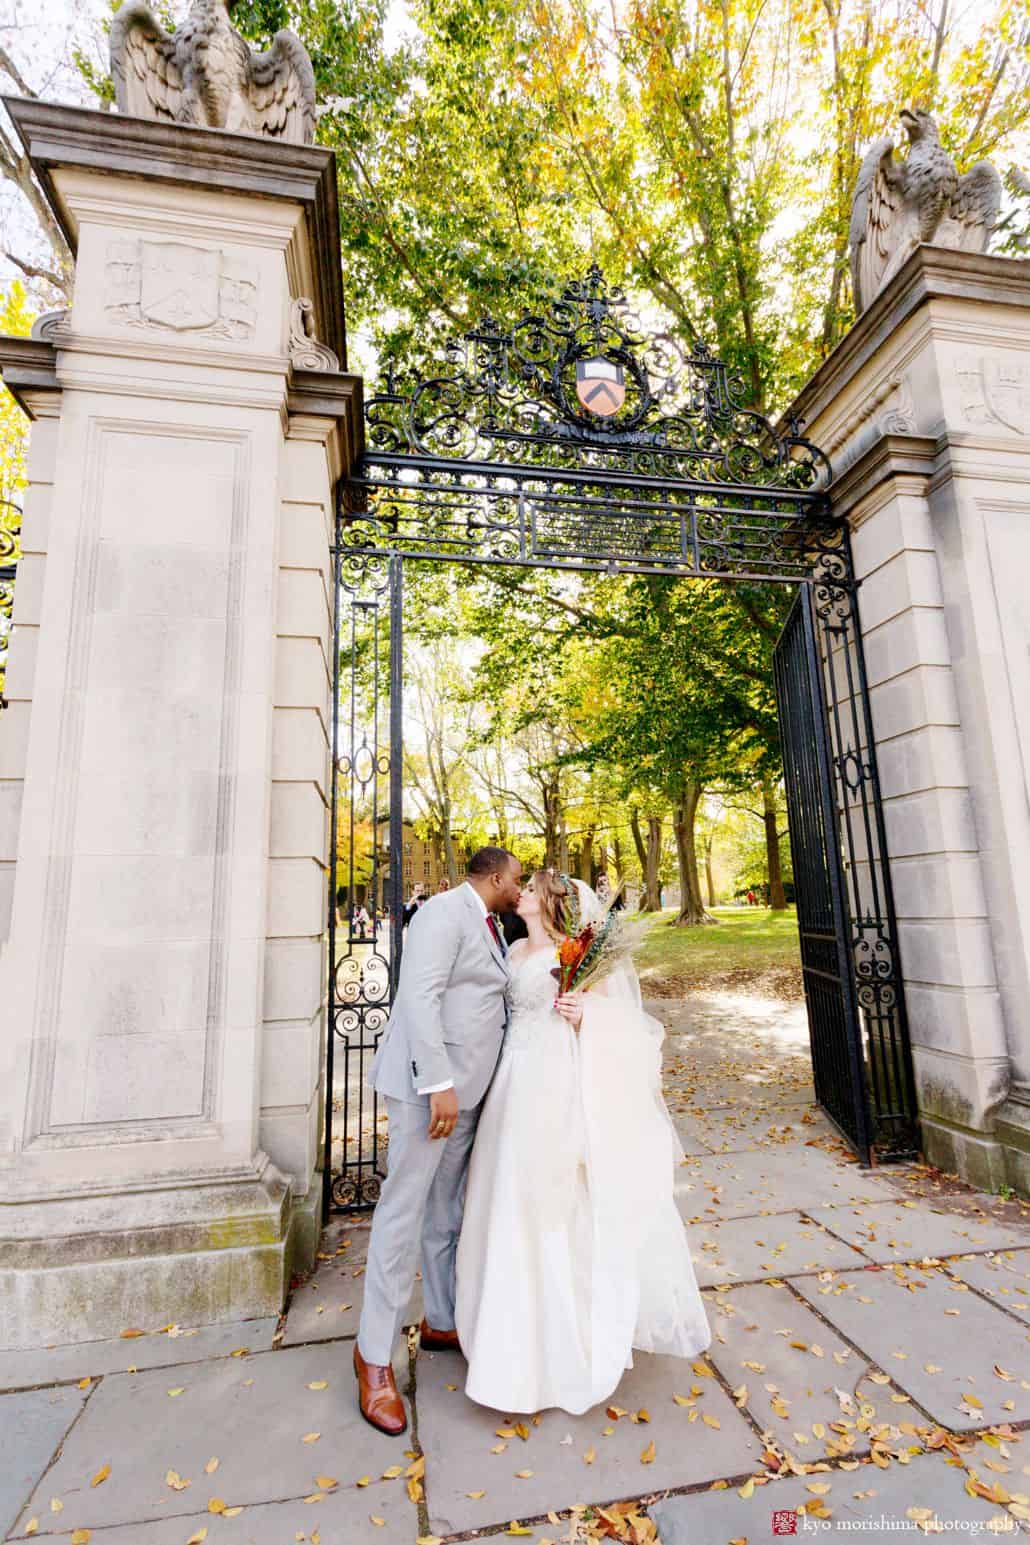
[{"left": 5, "top": 991, "right": 1030, "bottom": 1545}]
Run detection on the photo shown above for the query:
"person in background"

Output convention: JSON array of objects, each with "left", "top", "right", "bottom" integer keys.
[
  {"left": 403, "top": 883, "right": 427, "bottom": 928},
  {"left": 437, "top": 878, "right": 451, "bottom": 894}
]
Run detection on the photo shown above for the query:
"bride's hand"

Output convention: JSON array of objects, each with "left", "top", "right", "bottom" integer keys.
[{"left": 554, "top": 992, "right": 584, "bottom": 1030}]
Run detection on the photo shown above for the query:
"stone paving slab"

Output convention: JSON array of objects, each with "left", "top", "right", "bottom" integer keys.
[
  {"left": 6, "top": 1481, "right": 414, "bottom": 1544},
  {"left": 417, "top": 1349, "right": 762, "bottom": 1537},
  {"left": 704, "top": 1282, "right": 877, "bottom": 1449},
  {"left": 10, "top": 1342, "right": 411, "bottom": 1537},
  {"left": 685, "top": 1212, "right": 868, "bottom": 1287},
  {"left": 668, "top": 1080, "right": 816, "bottom": 1113},
  {"left": 1, "top": 1386, "right": 90, "bottom": 1539},
  {"left": 650, "top": 1448, "right": 1014, "bottom": 1545},
  {"left": 945, "top": 1250, "right": 1030, "bottom": 1325},
  {"left": 281, "top": 1222, "right": 425, "bottom": 1349},
  {"left": 808, "top": 1199, "right": 1030, "bottom": 1264},
  {"left": 791, "top": 1265, "right": 1030, "bottom": 1429},
  {"left": 684, "top": 1106, "right": 833, "bottom": 1155},
  {"left": 677, "top": 1147, "right": 895, "bottom": 1222},
  {"left": 0, "top": 1319, "right": 280, "bottom": 1393},
  {"left": 670, "top": 1118, "right": 714, "bottom": 1157}
]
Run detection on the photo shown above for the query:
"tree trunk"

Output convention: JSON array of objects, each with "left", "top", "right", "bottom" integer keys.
[
  {"left": 672, "top": 779, "right": 711, "bottom": 925},
  {"left": 543, "top": 780, "right": 561, "bottom": 866},
  {"left": 578, "top": 829, "right": 594, "bottom": 882},
  {"left": 442, "top": 821, "right": 458, "bottom": 884},
  {"left": 763, "top": 779, "right": 787, "bottom": 910},
  {"left": 704, "top": 832, "right": 717, "bottom": 909},
  {"left": 630, "top": 809, "right": 647, "bottom": 874},
  {"left": 640, "top": 815, "right": 663, "bottom": 912}
]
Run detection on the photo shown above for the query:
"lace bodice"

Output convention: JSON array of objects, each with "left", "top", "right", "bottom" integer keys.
[{"left": 507, "top": 946, "right": 561, "bottom": 1032}]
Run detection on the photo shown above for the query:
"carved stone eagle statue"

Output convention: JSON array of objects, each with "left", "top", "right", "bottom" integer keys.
[
  {"left": 849, "top": 108, "right": 1001, "bottom": 314},
  {"left": 110, "top": 0, "right": 316, "bottom": 145}
]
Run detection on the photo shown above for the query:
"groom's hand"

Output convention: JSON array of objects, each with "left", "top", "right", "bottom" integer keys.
[{"left": 428, "top": 1088, "right": 459, "bottom": 1140}]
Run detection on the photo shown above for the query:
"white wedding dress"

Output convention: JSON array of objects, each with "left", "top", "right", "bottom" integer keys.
[{"left": 455, "top": 936, "right": 711, "bottom": 1415}]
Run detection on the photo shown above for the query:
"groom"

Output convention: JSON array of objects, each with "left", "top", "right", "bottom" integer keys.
[{"left": 354, "top": 845, "right": 523, "bottom": 1434}]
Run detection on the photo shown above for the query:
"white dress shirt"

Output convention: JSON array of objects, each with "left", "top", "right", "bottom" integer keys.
[{"left": 417, "top": 882, "right": 495, "bottom": 1096}]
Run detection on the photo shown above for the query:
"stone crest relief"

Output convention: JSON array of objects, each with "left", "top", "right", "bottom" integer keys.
[
  {"left": 956, "top": 355, "right": 1029, "bottom": 435},
  {"left": 105, "top": 241, "right": 258, "bottom": 340}
]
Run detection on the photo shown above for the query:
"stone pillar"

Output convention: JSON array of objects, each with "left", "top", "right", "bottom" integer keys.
[
  {"left": 790, "top": 248, "right": 1030, "bottom": 1192},
  {"left": 0, "top": 100, "right": 359, "bottom": 1349}
]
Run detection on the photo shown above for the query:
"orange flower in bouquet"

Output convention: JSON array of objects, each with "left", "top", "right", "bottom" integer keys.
[{"left": 552, "top": 925, "right": 596, "bottom": 995}]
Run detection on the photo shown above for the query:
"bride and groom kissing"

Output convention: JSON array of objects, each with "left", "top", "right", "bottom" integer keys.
[{"left": 353, "top": 846, "right": 711, "bottom": 1434}]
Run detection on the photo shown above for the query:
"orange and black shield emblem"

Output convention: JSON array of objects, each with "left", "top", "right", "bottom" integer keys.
[{"left": 576, "top": 358, "right": 626, "bottom": 417}]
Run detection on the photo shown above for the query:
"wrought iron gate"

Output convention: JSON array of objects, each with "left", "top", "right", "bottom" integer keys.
[
  {"left": 774, "top": 583, "right": 918, "bottom": 1162},
  {"left": 324, "top": 267, "right": 919, "bottom": 1214}
]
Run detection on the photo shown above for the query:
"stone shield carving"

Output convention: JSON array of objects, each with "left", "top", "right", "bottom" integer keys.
[
  {"left": 105, "top": 241, "right": 258, "bottom": 340},
  {"left": 957, "top": 354, "right": 1030, "bottom": 435}
]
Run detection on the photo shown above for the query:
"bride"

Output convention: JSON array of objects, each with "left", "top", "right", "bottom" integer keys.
[{"left": 455, "top": 869, "right": 711, "bottom": 1415}]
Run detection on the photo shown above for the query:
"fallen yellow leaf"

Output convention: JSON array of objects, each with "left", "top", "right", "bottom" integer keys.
[
  {"left": 641, "top": 1440, "right": 656, "bottom": 1464},
  {"left": 356, "top": 1476, "right": 371, "bottom": 1488},
  {"left": 738, "top": 1478, "right": 755, "bottom": 1499},
  {"left": 370, "top": 1519, "right": 386, "bottom": 1529},
  {"left": 77, "top": 1378, "right": 90, "bottom": 1390},
  {"left": 165, "top": 1470, "right": 190, "bottom": 1492},
  {"left": 224, "top": 1507, "right": 243, "bottom": 1518},
  {"left": 120, "top": 1328, "right": 145, "bottom": 1339},
  {"left": 186, "top": 1532, "right": 208, "bottom": 1545},
  {"left": 702, "top": 1413, "right": 721, "bottom": 1429},
  {"left": 208, "top": 1499, "right": 226, "bottom": 1514},
  {"left": 416, "top": 1537, "right": 443, "bottom": 1545},
  {"left": 584, "top": 1449, "right": 596, "bottom": 1464},
  {"left": 507, "top": 1527, "right": 533, "bottom": 1537},
  {"left": 302, "top": 1432, "right": 321, "bottom": 1443},
  {"left": 167, "top": 1388, "right": 185, "bottom": 1397},
  {"left": 90, "top": 1465, "right": 110, "bottom": 1488},
  {"left": 307, "top": 1381, "right": 328, "bottom": 1391},
  {"left": 381, "top": 1465, "right": 403, "bottom": 1479},
  {"left": 490, "top": 1443, "right": 507, "bottom": 1454},
  {"left": 315, "top": 1476, "right": 338, "bottom": 1491},
  {"left": 515, "top": 1469, "right": 534, "bottom": 1479},
  {"left": 25, "top": 1522, "right": 38, "bottom": 1537},
  {"left": 204, "top": 1458, "right": 219, "bottom": 1475},
  {"left": 466, "top": 1490, "right": 486, "bottom": 1499},
  {"left": 70, "top": 1533, "right": 91, "bottom": 1545}
]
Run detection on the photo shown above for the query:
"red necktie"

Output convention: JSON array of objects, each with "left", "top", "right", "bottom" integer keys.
[{"left": 486, "top": 915, "right": 503, "bottom": 950}]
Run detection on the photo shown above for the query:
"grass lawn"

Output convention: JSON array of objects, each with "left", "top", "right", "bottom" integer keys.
[{"left": 635, "top": 904, "right": 803, "bottom": 1001}]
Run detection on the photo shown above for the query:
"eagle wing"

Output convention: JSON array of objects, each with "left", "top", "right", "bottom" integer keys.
[
  {"left": 245, "top": 29, "right": 316, "bottom": 145},
  {"left": 110, "top": 3, "right": 183, "bottom": 124},
  {"left": 849, "top": 135, "right": 916, "bottom": 314},
  {"left": 937, "top": 161, "right": 1002, "bottom": 253}
]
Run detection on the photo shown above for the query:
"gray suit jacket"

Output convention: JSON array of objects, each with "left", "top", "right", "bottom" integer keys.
[{"left": 368, "top": 883, "right": 511, "bottom": 1108}]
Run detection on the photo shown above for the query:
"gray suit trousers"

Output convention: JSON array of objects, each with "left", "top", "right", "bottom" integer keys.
[{"left": 357, "top": 1095, "right": 482, "bottom": 1366}]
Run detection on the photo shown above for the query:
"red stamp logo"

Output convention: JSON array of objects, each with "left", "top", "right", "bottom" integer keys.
[{"left": 772, "top": 1511, "right": 798, "bottom": 1536}]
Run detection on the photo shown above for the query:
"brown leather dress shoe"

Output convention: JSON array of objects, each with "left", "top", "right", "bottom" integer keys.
[
  {"left": 354, "top": 1343, "right": 407, "bottom": 1436},
  {"left": 420, "top": 1317, "right": 462, "bottom": 1353}
]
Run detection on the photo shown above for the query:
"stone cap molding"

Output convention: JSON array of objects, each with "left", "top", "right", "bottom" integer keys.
[
  {"left": 0, "top": 334, "right": 58, "bottom": 417},
  {"left": 828, "top": 431, "right": 939, "bottom": 522},
  {"left": 788, "top": 246, "right": 1030, "bottom": 434},
  {"left": 287, "top": 366, "right": 365, "bottom": 483},
  {"left": 2, "top": 95, "right": 347, "bottom": 370}
]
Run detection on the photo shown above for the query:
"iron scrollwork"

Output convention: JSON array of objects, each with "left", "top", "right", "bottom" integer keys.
[{"left": 361, "top": 265, "right": 831, "bottom": 488}]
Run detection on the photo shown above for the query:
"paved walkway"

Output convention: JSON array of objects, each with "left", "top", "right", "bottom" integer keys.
[{"left": 5, "top": 993, "right": 1030, "bottom": 1545}]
